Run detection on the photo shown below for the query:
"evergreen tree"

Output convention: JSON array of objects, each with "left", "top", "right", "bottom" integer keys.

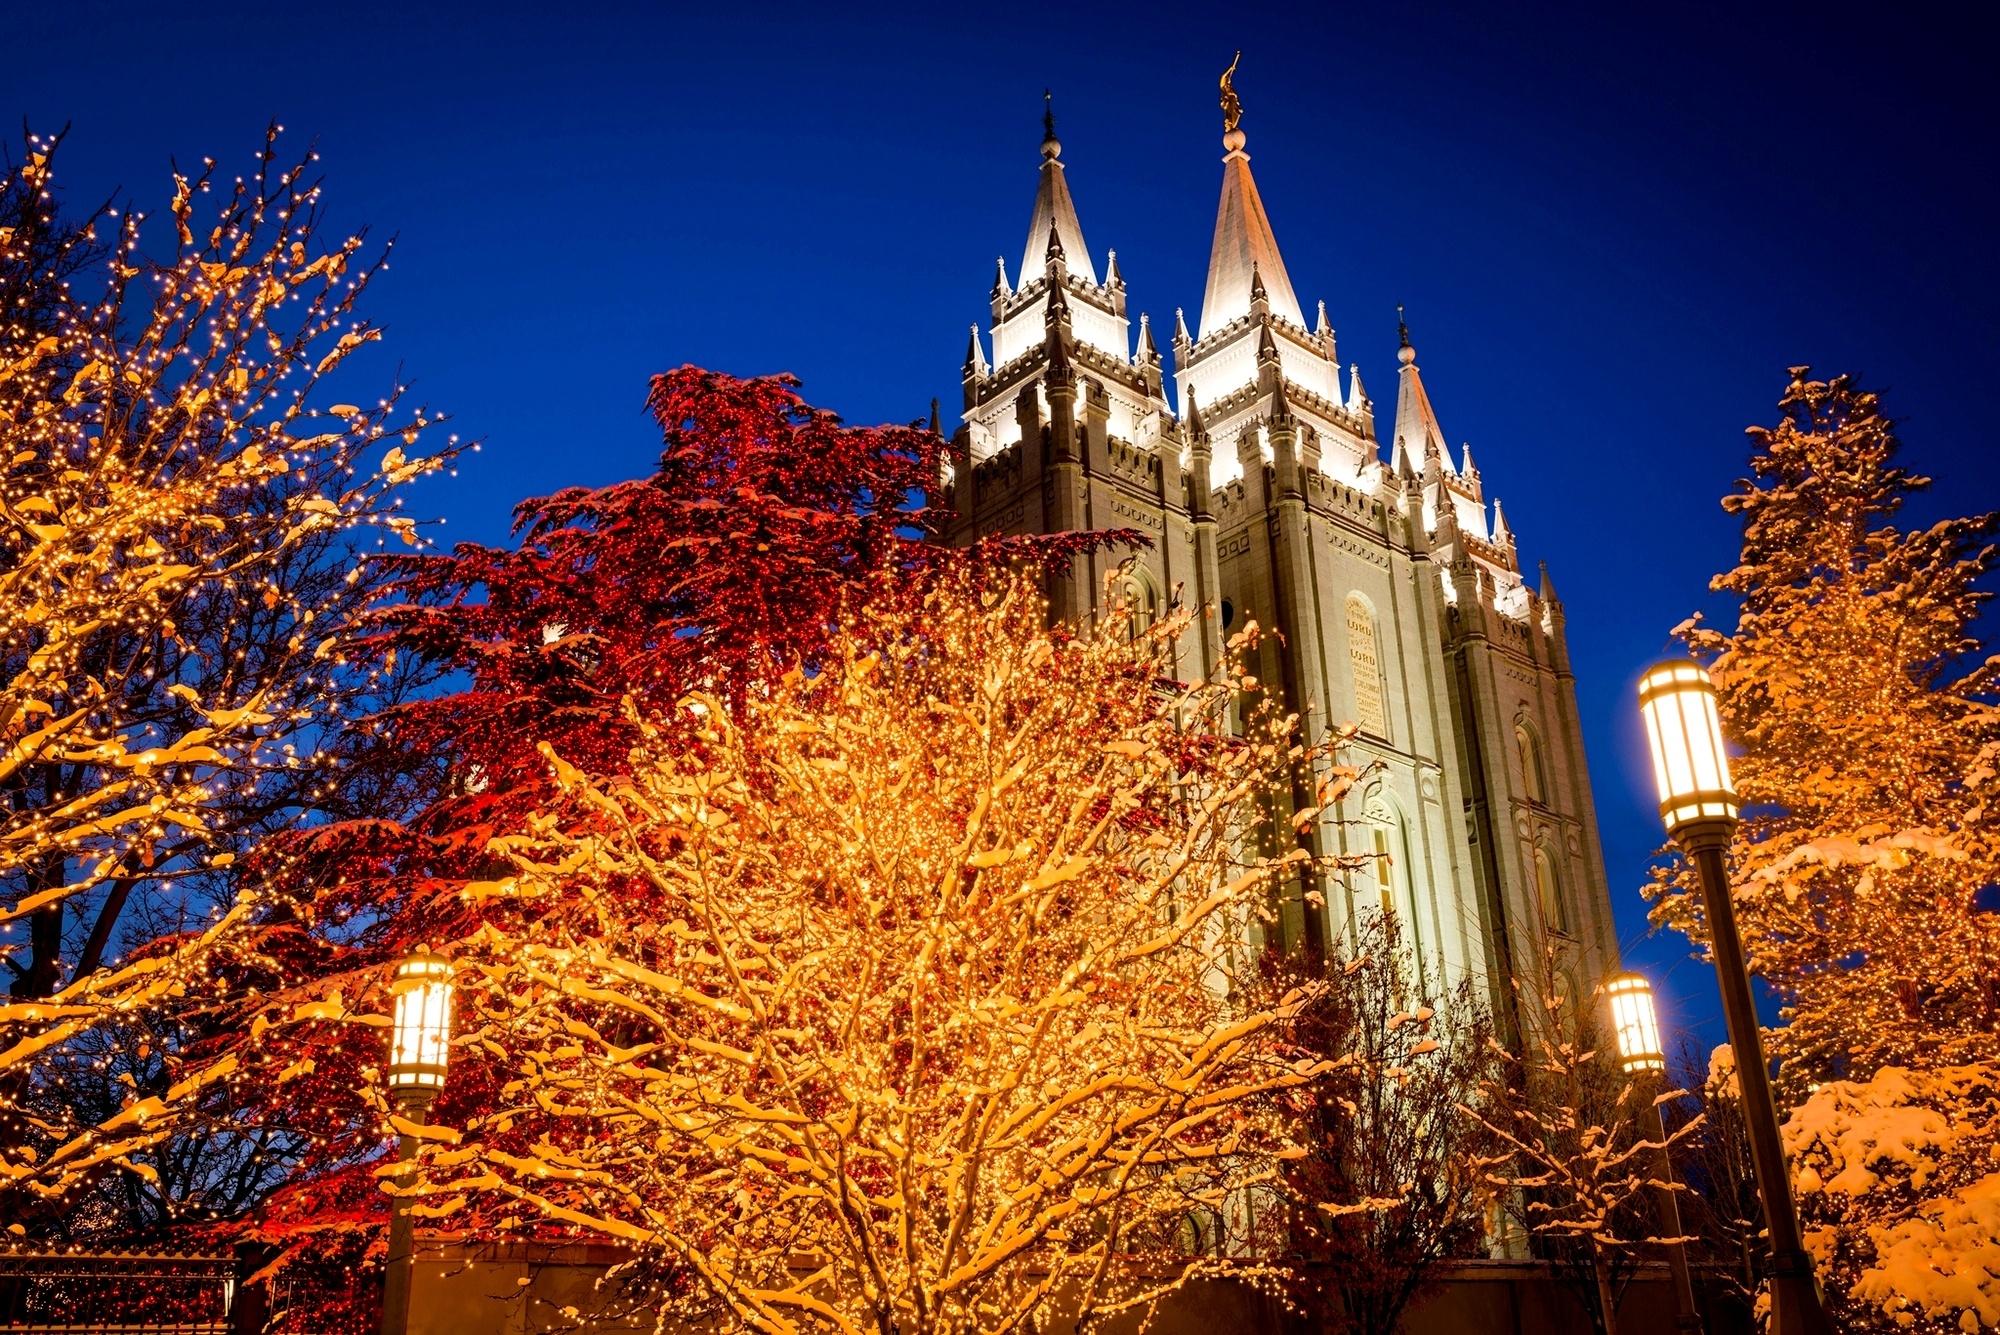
[{"left": 1649, "top": 368, "right": 2000, "bottom": 1089}]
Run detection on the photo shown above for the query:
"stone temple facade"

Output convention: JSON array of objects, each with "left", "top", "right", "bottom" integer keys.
[{"left": 941, "top": 94, "right": 1616, "bottom": 1017}]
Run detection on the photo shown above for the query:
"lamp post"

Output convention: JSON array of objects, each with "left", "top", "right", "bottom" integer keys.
[
  {"left": 1636, "top": 662, "right": 1832, "bottom": 1335},
  {"left": 381, "top": 948, "right": 454, "bottom": 1335},
  {"left": 1605, "top": 970, "right": 1703, "bottom": 1334}
]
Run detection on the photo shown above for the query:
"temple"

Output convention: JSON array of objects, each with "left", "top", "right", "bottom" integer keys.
[{"left": 942, "top": 76, "right": 1616, "bottom": 1018}]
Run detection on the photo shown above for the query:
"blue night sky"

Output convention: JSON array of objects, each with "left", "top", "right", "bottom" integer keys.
[{"left": 16, "top": 0, "right": 1998, "bottom": 1058}]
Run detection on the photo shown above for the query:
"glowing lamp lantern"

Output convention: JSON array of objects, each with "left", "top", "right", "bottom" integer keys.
[
  {"left": 387, "top": 948, "right": 454, "bottom": 1094},
  {"left": 1605, "top": 972, "right": 1666, "bottom": 1075},
  {"left": 1637, "top": 660, "right": 1739, "bottom": 834}
]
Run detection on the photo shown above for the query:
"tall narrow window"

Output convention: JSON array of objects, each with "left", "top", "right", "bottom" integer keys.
[
  {"left": 1534, "top": 844, "right": 1567, "bottom": 933},
  {"left": 1362, "top": 797, "right": 1426, "bottom": 978},
  {"left": 1370, "top": 827, "right": 1394, "bottom": 917},
  {"left": 1346, "top": 595, "right": 1387, "bottom": 738},
  {"left": 1516, "top": 719, "right": 1547, "bottom": 805}
]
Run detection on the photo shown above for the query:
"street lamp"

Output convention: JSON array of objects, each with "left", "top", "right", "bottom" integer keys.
[
  {"left": 381, "top": 948, "right": 454, "bottom": 1335},
  {"left": 1604, "top": 971, "right": 1702, "bottom": 1333},
  {"left": 1637, "top": 662, "right": 1833, "bottom": 1335}
]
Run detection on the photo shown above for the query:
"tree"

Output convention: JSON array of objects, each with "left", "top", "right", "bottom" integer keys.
[
  {"left": 0, "top": 125, "right": 452, "bottom": 1226},
  {"left": 1, "top": 125, "right": 107, "bottom": 352},
  {"left": 1260, "top": 911, "right": 1501, "bottom": 1335},
  {"left": 209, "top": 369, "right": 961, "bottom": 1265},
  {"left": 1664, "top": 1043, "right": 1763, "bottom": 1323},
  {"left": 373, "top": 567, "right": 1355, "bottom": 1335},
  {"left": 1783, "top": 1061, "right": 2000, "bottom": 1333},
  {"left": 1460, "top": 936, "right": 1701, "bottom": 1335},
  {"left": 1649, "top": 369, "right": 2000, "bottom": 1091}
]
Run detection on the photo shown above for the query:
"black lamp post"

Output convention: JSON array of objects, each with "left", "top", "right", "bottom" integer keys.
[
  {"left": 380, "top": 948, "right": 453, "bottom": 1335},
  {"left": 1636, "top": 662, "right": 1832, "bottom": 1335},
  {"left": 1605, "top": 970, "right": 1703, "bottom": 1333}
]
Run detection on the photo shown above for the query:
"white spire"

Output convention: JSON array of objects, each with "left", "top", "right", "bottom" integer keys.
[
  {"left": 1346, "top": 362, "right": 1369, "bottom": 412},
  {"left": 1197, "top": 61, "right": 1304, "bottom": 338},
  {"left": 1135, "top": 311, "right": 1157, "bottom": 365},
  {"left": 1022, "top": 94, "right": 1096, "bottom": 286},
  {"left": 1391, "top": 313, "right": 1451, "bottom": 473},
  {"left": 1492, "top": 497, "right": 1514, "bottom": 546}
]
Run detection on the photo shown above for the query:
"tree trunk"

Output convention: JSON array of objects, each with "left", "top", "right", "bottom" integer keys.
[
  {"left": 1593, "top": 1246, "right": 1620, "bottom": 1335},
  {"left": 74, "top": 873, "right": 137, "bottom": 978}
]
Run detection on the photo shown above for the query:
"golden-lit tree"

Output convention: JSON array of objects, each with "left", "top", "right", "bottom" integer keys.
[
  {"left": 0, "top": 125, "right": 450, "bottom": 1211},
  {"left": 1649, "top": 369, "right": 2000, "bottom": 1089},
  {"left": 401, "top": 569, "right": 1361, "bottom": 1335}
]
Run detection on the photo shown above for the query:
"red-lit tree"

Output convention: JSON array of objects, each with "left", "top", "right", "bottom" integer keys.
[{"left": 216, "top": 371, "right": 1129, "bottom": 1323}]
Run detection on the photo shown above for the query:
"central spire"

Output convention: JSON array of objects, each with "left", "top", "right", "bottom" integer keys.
[
  {"left": 1021, "top": 92, "right": 1096, "bottom": 287},
  {"left": 1197, "top": 56, "right": 1303, "bottom": 339}
]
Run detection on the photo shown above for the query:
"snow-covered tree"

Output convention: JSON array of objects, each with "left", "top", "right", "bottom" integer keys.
[
  {"left": 1649, "top": 369, "right": 2000, "bottom": 1089},
  {"left": 1665, "top": 1044, "right": 1764, "bottom": 1321},
  {"left": 1783, "top": 1061, "right": 2000, "bottom": 1333},
  {"left": 386, "top": 568, "right": 1358, "bottom": 1335},
  {"left": 1460, "top": 936, "right": 1701, "bottom": 1335},
  {"left": 0, "top": 125, "right": 450, "bottom": 1221},
  {"left": 1260, "top": 912, "right": 1501, "bottom": 1335}
]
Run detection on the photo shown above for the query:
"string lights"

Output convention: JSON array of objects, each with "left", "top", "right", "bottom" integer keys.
[{"left": 0, "top": 123, "right": 458, "bottom": 1223}]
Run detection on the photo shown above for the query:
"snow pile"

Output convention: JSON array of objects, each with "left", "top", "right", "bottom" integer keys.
[{"left": 1784, "top": 1064, "right": 2000, "bottom": 1331}]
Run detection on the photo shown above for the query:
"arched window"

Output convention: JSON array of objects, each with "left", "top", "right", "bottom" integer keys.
[
  {"left": 1114, "top": 566, "right": 1160, "bottom": 644},
  {"left": 1516, "top": 719, "right": 1547, "bottom": 805},
  {"left": 1534, "top": 843, "right": 1568, "bottom": 934},
  {"left": 1345, "top": 594, "right": 1388, "bottom": 739},
  {"left": 1362, "top": 794, "right": 1426, "bottom": 975}
]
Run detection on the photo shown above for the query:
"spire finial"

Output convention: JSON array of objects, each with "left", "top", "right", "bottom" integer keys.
[
  {"left": 1041, "top": 89, "right": 1060, "bottom": 161},
  {"left": 1220, "top": 52, "right": 1246, "bottom": 151},
  {"left": 1397, "top": 304, "right": 1416, "bottom": 365}
]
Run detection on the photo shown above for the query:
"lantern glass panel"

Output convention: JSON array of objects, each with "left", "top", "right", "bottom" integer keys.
[
  {"left": 1606, "top": 972, "right": 1665, "bottom": 1074},
  {"left": 1638, "top": 661, "right": 1739, "bottom": 831},
  {"left": 388, "top": 954, "right": 454, "bottom": 1090}
]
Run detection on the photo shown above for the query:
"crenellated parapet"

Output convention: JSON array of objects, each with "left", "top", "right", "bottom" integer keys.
[{"left": 942, "top": 78, "right": 1618, "bottom": 1034}]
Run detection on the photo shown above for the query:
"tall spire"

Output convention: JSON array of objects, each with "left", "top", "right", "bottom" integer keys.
[
  {"left": 1198, "top": 57, "right": 1304, "bottom": 338},
  {"left": 1022, "top": 91, "right": 1096, "bottom": 286},
  {"left": 1391, "top": 313, "right": 1451, "bottom": 473}
]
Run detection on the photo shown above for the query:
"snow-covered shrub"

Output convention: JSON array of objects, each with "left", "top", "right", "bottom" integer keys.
[{"left": 1785, "top": 1063, "right": 2000, "bottom": 1331}]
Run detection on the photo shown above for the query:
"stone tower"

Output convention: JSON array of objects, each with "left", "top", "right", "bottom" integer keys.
[{"left": 942, "top": 87, "right": 1615, "bottom": 1020}]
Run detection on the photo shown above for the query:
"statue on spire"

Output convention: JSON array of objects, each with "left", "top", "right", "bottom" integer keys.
[{"left": 1220, "top": 52, "right": 1243, "bottom": 134}]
